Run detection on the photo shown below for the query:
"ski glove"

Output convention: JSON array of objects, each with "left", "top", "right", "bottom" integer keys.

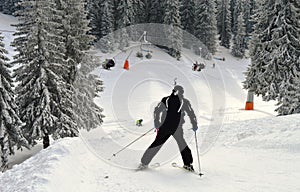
[
  {"left": 192, "top": 126, "right": 198, "bottom": 132},
  {"left": 155, "top": 128, "right": 159, "bottom": 137}
]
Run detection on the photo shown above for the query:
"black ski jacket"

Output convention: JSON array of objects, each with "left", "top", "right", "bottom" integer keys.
[{"left": 154, "top": 94, "right": 197, "bottom": 134}]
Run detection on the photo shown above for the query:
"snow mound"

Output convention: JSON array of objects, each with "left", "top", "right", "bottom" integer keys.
[
  {"left": 218, "top": 114, "right": 300, "bottom": 151},
  {"left": 0, "top": 138, "right": 159, "bottom": 192},
  {"left": 0, "top": 139, "right": 71, "bottom": 192}
]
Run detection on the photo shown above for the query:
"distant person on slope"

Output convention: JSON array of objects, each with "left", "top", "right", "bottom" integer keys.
[
  {"left": 136, "top": 119, "right": 143, "bottom": 127},
  {"left": 102, "top": 58, "right": 115, "bottom": 70},
  {"left": 139, "top": 85, "right": 198, "bottom": 171}
]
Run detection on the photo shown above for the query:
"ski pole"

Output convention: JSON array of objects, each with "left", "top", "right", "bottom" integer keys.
[
  {"left": 126, "top": 50, "right": 134, "bottom": 60},
  {"left": 194, "top": 131, "right": 204, "bottom": 177},
  {"left": 109, "top": 128, "right": 155, "bottom": 160}
]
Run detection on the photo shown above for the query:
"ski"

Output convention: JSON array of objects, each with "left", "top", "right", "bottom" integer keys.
[
  {"left": 135, "top": 162, "right": 160, "bottom": 171},
  {"left": 171, "top": 162, "right": 204, "bottom": 177}
]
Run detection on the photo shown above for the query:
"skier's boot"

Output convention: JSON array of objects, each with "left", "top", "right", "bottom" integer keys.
[
  {"left": 183, "top": 164, "right": 195, "bottom": 172},
  {"left": 137, "top": 163, "right": 148, "bottom": 170}
]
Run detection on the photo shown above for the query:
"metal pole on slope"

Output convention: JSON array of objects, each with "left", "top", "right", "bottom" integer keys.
[
  {"left": 126, "top": 49, "right": 134, "bottom": 60},
  {"left": 194, "top": 131, "right": 204, "bottom": 177},
  {"left": 108, "top": 128, "right": 155, "bottom": 160}
]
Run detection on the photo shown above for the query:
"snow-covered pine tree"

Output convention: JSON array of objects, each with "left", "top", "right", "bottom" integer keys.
[
  {"left": 2, "top": 0, "right": 20, "bottom": 15},
  {"left": 112, "top": 0, "right": 120, "bottom": 30},
  {"left": 0, "top": 0, "right": 3, "bottom": 11},
  {"left": 57, "top": 0, "right": 94, "bottom": 79},
  {"left": 230, "top": 0, "right": 237, "bottom": 34},
  {"left": 181, "top": 0, "right": 195, "bottom": 35},
  {"left": 181, "top": 0, "right": 195, "bottom": 49},
  {"left": 85, "top": 0, "right": 92, "bottom": 10},
  {"left": 132, "top": 0, "right": 145, "bottom": 24},
  {"left": 231, "top": 0, "right": 246, "bottom": 58},
  {"left": 276, "top": 74, "right": 300, "bottom": 115},
  {"left": 2, "top": 0, "right": 12, "bottom": 14},
  {"left": 12, "top": 0, "right": 77, "bottom": 148},
  {"left": 54, "top": 0, "right": 104, "bottom": 136},
  {"left": 72, "top": 54, "right": 104, "bottom": 130},
  {"left": 142, "top": 0, "right": 151, "bottom": 23},
  {"left": 117, "top": 0, "right": 134, "bottom": 28},
  {"left": 217, "top": 0, "right": 232, "bottom": 49},
  {"left": 0, "top": 33, "right": 28, "bottom": 171},
  {"left": 244, "top": 0, "right": 300, "bottom": 116},
  {"left": 243, "top": 0, "right": 257, "bottom": 48},
  {"left": 116, "top": 0, "right": 134, "bottom": 50},
  {"left": 96, "top": 33, "right": 114, "bottom": 54},
  {"left": 89, "top": 0, "right": 104, "bottom": 40},
  {"left": 164, "top": 0, "right": 182, "bottom": 59},
  {"left": 89, "top": 0, "right": 114, "bottom": 44},
  {"left": 149, "top": 0, "right": 164, "bottom": 23},
  {"left": 275, "top": 1, "right": 300, "bottom": 115},
  {"left": 194, "top": 0, "right": 217, "bottom": 54}
]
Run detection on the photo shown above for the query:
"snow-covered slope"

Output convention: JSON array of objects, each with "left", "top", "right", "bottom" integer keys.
[{"left": 1, "top": 115, "right": 299, "bottom": 192}]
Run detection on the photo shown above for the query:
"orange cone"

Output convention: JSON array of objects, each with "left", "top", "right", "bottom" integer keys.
[
  {"left": 245, "top": 102, "right": 254, "bottom": 110},
  {"left": 123, "top": 59, "right": 129, "bottom": 70},
  {"left": 245, "top": 91, "right": 254, "bottom": 110}
]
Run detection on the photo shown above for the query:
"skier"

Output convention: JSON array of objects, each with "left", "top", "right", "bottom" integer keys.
[
  {"left": 193, "top": 61, "right": 199, "bottom": 71},
  {"left": 102, "top": 58, "right": 115, "bottom": 69},
  {"left": 138, "top": 85, "right": 198, "bottom": 171},
  {"left": 136, "top": 119, "right": 143, "bottom": 127},
  {"left": 192, "top": 61, "right": 205, "bottom": 71}
]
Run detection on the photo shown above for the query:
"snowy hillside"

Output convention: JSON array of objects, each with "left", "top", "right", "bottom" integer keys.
[
  {"left": 0, "top": 13, "right": 299, "bottom": 192},
  {"left": 0, "top": 115, "right": 299, "bottom": 192}
]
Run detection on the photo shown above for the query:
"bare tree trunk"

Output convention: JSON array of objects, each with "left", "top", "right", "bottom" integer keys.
[{"left": 43, "top": 134, "right": 50, "bottom": 149}]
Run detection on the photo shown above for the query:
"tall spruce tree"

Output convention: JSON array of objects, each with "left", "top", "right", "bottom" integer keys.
[
  {"left": 0, "top": 0, "right": 3, "bottom": 11},
  {"left": 132, "top": 0, "right": 145, "bottom": 24},
  {"left": 0, "top": 33, "right": 27, "bottom": 171},
  {"left": 164, "top": 0, "right": 182, "bottom": 59},
  {"left": 116, "top": 0, "right": 135, "bottom": 50},
  {"left": 89, "top": 0, "right": 114, "bottom": 42},
  {"left": 243, "top": 0, "right": 257, "bottom": 48},
  {"left": 143, "top": 0, "right": 151, "bottom": 23},
  {"left": 12, "top": 0, "right": 81, "bottom": 148},
  {"left": 149, "top": 0, "right": 165, "bottom": 23},
  {"left": 13, "top": 0, "right": 67, "bottom": 148},
  {"left": 94, "top": 0, "right": 115, "bottom": 54},
  {"left": 112, "top": 0, "right": 119, "bottom": 30},
  {"left": 57, "top": 0, "right": 94, "bottom": 71},
  {"left": 181, "top": 0, "right": 195, "bottom": 34},
  {"left": 217, "top": 0, "right": 231, "bottom": 48},
  {"left": 2, "top": 0, "right": 20, "bottom": 15},
  {"left": 230, "top": 0, "right": 237, "bottom": 34},
  {"left": 194, "top": 0, "right": 217, "bottom": 54},
  {"left": 55, "top": 0, "right": 104, "bottom": 135},
  {"left": 274, "top": 0, "right": 300, "bottom": 115},
  {"left": 73, "top": 54, "right": 104, "bottom": 130},
  {"left": 181, "top": 0, "right": 195, "bottom": 49},
  {"left": 276, "top": 73, "right": 300, "bottom": 115},
  {"left": 231, "top": 0, "right": 246, "bottom": 57},
  {"left": 244, "top": 0, "right": 300, "bottom": 115},
  {"left": 117, "top": 0, "right": 134, "bottom": 28}
]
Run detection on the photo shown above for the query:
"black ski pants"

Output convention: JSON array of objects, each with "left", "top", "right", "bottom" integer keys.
[{"left": 141, "top": 129, "right": 193, "bottom": 165}]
